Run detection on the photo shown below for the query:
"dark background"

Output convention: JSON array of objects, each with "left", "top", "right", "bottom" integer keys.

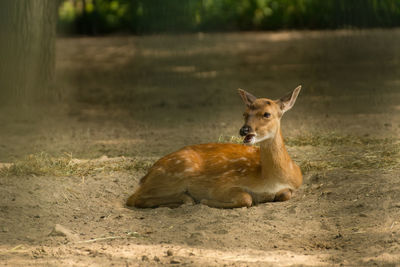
[{"left": 58, "top": 0, "right": 400, "bottom": 35}]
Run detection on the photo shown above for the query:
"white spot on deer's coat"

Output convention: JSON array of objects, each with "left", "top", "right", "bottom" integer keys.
[
  {"left": 156, "top": 167, "right": 165, "bottom": 173},
  {"left": 247, "top": 146, "right": 256, "bottom": 152},
  {"left": 240, "top": 169, "right": 246, "bottom": 173},
  {"left": 230, "top": 157, "right": 249, "bottom": 163},
  {"left": 184, "top": 167, "right": 195, "bottom": 173},
  {"left": 223, "top": 170, "right": 235, "bottom": 176},
  {"left": 175, "top": 160, "right": 182, "bottom": 164}
]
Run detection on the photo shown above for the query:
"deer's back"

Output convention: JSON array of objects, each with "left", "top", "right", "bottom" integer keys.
[{"left": 140, "top": 143, "right": 261, "bottom": 186}]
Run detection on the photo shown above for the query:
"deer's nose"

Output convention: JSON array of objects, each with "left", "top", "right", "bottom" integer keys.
[{"left": 240, "top": 125, "right": 252, "bottom": 136}]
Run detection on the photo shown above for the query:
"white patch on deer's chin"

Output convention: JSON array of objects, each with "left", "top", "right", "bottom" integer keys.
[
  {"left": 244, "top": 132, "right": 273, "bottom": 145},
  {"left": 250, "top": 128, "right": 276, "bottom": 145},
  {"left": 244, "top": 129, "right": 276, "bottom": 145},
  {"left": 253, "top": 132, "right": 275, "bottom": 143}
]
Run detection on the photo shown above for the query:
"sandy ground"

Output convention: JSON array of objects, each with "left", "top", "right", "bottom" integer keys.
[{"left": 1, "top": 29, "right": 400, "bottom": 266}]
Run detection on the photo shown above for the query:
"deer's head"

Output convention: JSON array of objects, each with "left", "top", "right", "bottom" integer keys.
[{"left": 238, "top": 86, "right": 301, "bottom": 144}]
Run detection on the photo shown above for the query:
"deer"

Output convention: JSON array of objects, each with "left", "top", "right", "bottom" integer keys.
[{"left": 126, "top": 86, "right": 302, "bottom": 209}]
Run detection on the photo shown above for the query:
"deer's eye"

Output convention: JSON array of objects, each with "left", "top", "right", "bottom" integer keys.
[{"left": 263, "top": 112, "right": 271, "bottom": 118}]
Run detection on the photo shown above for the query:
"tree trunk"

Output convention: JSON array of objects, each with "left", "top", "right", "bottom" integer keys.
[{"left": 0, "top": 0, "right": 58, "bottom": 105}]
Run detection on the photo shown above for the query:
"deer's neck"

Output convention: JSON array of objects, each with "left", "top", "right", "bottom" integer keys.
[{"left": 259, "top": 128, "right": 292, "bottom": 178}]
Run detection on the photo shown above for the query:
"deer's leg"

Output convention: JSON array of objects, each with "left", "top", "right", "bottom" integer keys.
[
  {"left": 158, "top": 193, "right": 195, "bottom": 208},
  {"left": 274, "top": 188, "right": 292, "bottom": 202},
  {"left": 201, "top": 187, "right": 252, "bottom": 208},
  {"left": 129, "top": 192, "right": 194, "bottom": 208}
]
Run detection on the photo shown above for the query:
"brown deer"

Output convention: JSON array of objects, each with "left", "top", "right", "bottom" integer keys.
[{"left": 126, "top": 86, "right": 302, "bottom": 208}]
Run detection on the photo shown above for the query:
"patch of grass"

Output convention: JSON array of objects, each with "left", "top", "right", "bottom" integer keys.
[
  {"left": 286, "top": 133, "right": 396, "bottom": 147},
  {"left": 219, "top": 133, "right": 398, "bottom": 147},
  {"left": 339, "top": 144, "right": 399, "bottom": 170},
  {"left": 217, "top": 135, "right": 243, "bottom": 144},
  {"left": 1, "top": 133, "right": 398, "bottom": 177},
  {"left": 0, "top": 153, "right": 154, "bottom": 177},
  {"left": 296, "top": 134, "right": 400, "bottom": 173},
  {"left": 300, "top": 160, "right": 333, "bottom": 173},
  {"left": 299, "top": 149, "right": 399, "bottom": 174},
  {"left": 217, "top": 133, "right": 399, "bottom": 173}
]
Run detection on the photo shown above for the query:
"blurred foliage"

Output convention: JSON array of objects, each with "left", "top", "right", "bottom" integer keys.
[{"left": 58, "top": 0, "right": 400, "bottom": 34}]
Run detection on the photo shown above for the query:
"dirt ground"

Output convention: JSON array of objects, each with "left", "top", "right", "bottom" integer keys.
[{"left": 1, "top": 29, "right": 400, "bottom": 266}]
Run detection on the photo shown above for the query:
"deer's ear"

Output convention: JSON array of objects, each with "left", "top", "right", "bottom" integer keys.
[
  {"left": 278, "top": 85, "right": 301, "bottom": 114},
  {"left": 238, "top": 89, "right": 257, "bottom": 107}
]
